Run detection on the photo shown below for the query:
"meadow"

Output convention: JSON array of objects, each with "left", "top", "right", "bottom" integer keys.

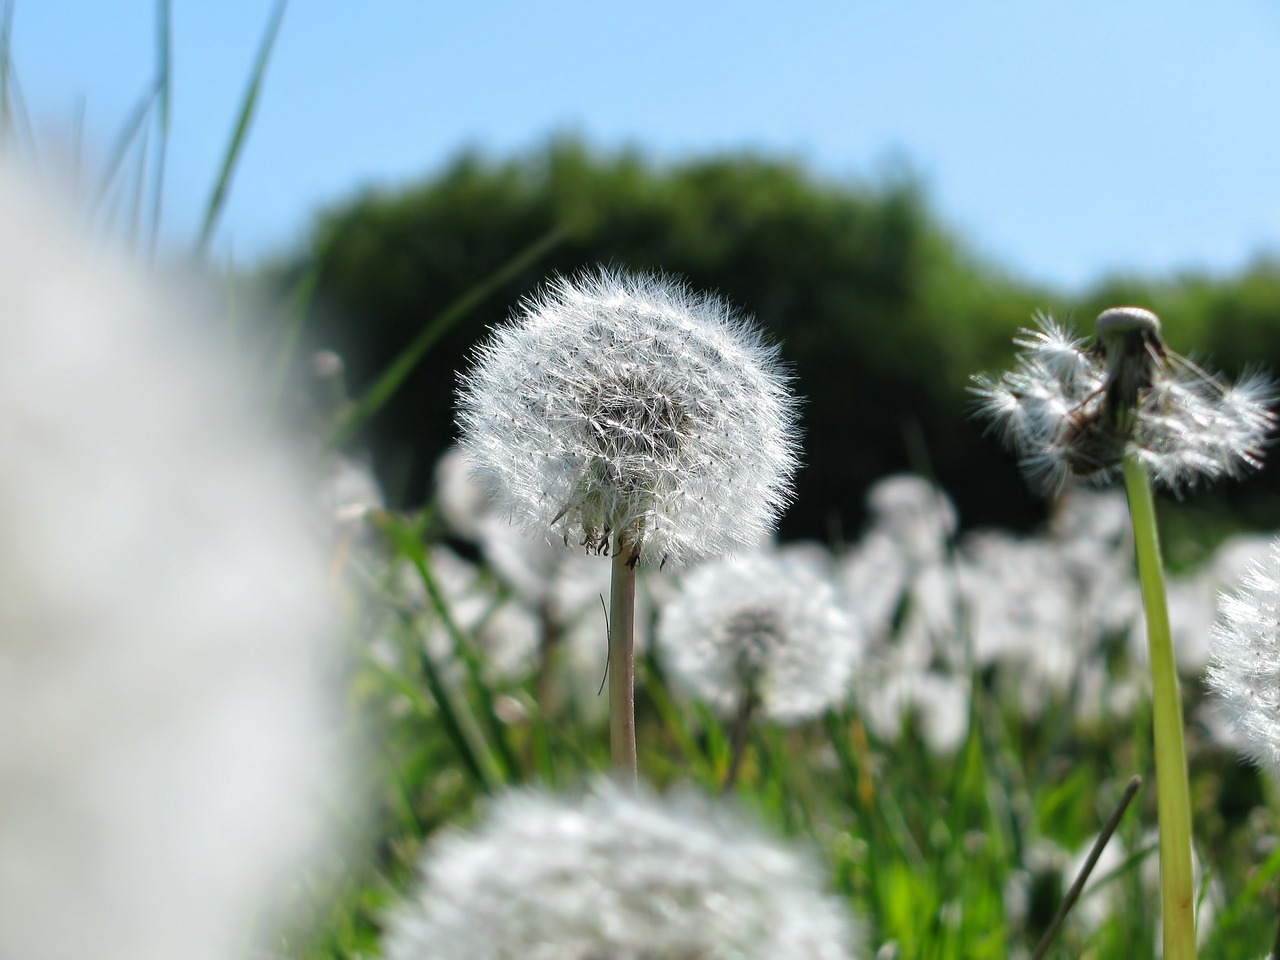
[
  {"left": 7, "top": 6, "right": 1280, "bottom": 958},
  {"left": 303, "top": 442, "right": 1280, "bottom": 959}
]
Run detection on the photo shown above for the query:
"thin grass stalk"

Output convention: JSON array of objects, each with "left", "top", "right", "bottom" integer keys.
[
  {"left": 1123, "top": 454, "right": 1196, "bottom": 959},
  {"left": 193, "top": 0, "right": 288, "bottom": 257},
  {"left": 267, "top": 256, "right": 325, "bottom": 404},
  {"left": 722, "top": 687, "right": 758, "bottom": 793},
  {"left": 608, "top": 530, "right": 638, "bottom": 781},
  {"left": 89, "top": 85, "right": 158, "bottom": 226},
  {"left": 410, "top": 551, "right": 520, "bottom": 782},
  {"left": 125, "top": 122, "right": 151, "bottom": 249},
  {"left": 376, "top": 512, "right": 507, "bottom": 791},
  {"left": 146, "top": 0, "right": 172, "bottom": 260},
  {"left": 327, "top": 225, "right": 567, "bottom": 448},
  {"left": 1272, "top": 884, "right": 1280, "bottom": 960},
  {"left": 1031, "top": 774, "right": 1142, "bottom": 960},
  {"left": 0, "top": 0, "right": 12, "bottom": 142},
  {"left": 414, "top": 633, "right": 502, "bottom": 795},
  {"left": 1209, "top": 842, "right": 1280, "bottom": 939},
  {"left": 0, "top": 0, "right": 34, "bottom": 153}
]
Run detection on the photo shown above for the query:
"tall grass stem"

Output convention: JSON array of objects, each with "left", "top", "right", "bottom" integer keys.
[{"left": 1031, "top": 774, "right": 1142, "bottom": 960}]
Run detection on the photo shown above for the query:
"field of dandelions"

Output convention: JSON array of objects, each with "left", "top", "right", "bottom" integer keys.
[{"left": 9, "top": 13, "right": 1280, "bottom": 960}]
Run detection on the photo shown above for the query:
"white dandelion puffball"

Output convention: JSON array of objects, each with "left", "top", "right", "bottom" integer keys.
[
  {"left": 658, "top": 550, "right": 862, "bottom": 723},
  {"left": 864, "top": 473, "right": 957, "bottom": 565},
  {"left": 0, "top": 168, "right": 347, "bottom": 960},
  {"left": 457, "top": 269, "right": 800, "bottom": 566},
  {"left": 1207, "top": 537, "right": 1280, "bottom": 775},
  {"left": 384, "top": 781, "right": 862, "bottom": 960},
  {"left": 972, "top": 309, "right": 1274, "bottom": 493}
]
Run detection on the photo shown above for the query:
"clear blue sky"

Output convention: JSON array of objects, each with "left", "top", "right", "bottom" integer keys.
[{"left": 13, "top": 1, "right": 1280, "bottom": 290}]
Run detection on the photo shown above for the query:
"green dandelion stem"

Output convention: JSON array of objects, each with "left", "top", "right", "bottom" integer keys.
[
  {"left": 608, "top": 529, "right": 639, "bottom": 781},
  {"left": 1123, "top": 454, "right": 1196, "bottom": 960}
]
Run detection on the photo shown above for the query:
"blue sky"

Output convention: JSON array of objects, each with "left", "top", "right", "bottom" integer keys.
[{"left": 13, "top": 1, "right": 1280, "bottom": 290}]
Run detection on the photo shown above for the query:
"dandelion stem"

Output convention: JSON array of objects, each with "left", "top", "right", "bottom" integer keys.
[
  {"left": 608, "top": 530, "right": 638, "bottom": 781},
  {"left": 1123, "top": 454, "right": 1196, "bottom": 960},
  {"left": 722, "top": 687, "right": 759, "bottom": 793}
]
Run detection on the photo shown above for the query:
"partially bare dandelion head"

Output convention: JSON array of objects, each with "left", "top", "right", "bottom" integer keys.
[
  {"left": 972, "top": 308, "right": 1275, "bottom": 493},
  {"left": 383, "top": 780, "right": 862, "bottom": 960},
  {"left": 457, "top": 269, "right": 800, "bottom": 567}
]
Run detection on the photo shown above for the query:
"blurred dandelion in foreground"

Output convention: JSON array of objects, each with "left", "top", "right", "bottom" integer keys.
[
  {"left": 457, "top": 269, "right": 800, "bottom": 774},
  {"left": 1207, "top": 537, "right": 1280, "bottom": 775},
  {"left": 658, "top": 550, "right": 861, "bottom": 724},
  {"left": 0, "top": 166, "right": 348, "bottom": 960},
  {"left": 457, "top": 268, "right": 799, "bottom": 567},
  {"left": 971, "top": 307, "right": 1274, "bottom": 493},
  {"left": 383, "top": 781, "right": 862, "bottom": 960}
]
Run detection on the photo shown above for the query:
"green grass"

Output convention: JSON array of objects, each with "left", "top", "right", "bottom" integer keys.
[{"left": 283, "top": 512, "right": 1280, "bottom": 959}]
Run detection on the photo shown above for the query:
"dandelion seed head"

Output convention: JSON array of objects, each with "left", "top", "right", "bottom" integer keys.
[
  {"left": 971, "top": 309, "right": 1275, "bottom": 494},
  {"left": 864, "top": 474, "right": 957, "bottom": 564},
  {"left": 384, "top": 781, "right": 862, "bottom": 960},
  {"left": 457, "top": 269, "right": 800, "bottom": 566},
  {"left": 658, "top": 551, "right": 862, "bottom": 724},
  {"left": 858, "top": 668, "right": 971, "bottom": 755},
  {"left": 958, "top": 532, "right": 1079, "bottom": 712},
  {"left": 1207, "top": 538, "right": 1280, "bottom": 776}
]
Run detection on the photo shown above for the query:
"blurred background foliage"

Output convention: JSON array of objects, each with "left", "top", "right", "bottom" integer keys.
[{"left": 273, "top": 139, "right": 1280, "bottom": 541}]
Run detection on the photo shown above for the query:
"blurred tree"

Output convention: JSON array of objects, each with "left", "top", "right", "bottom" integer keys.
[{"left": 279, "top": 140, "right": 1280, "bottom": 541}]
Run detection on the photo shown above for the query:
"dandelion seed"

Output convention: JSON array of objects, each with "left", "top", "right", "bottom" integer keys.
[
  {"left": 657, "top": 550, "right": 862, "bottom": 724},
  {"left": 383, "top": 781, "right": 862, "bottom": 960},
  {"left": 457, "top": 269, "right": 800, "bottom": 568},
  {"left": 971, "top": 308, "right": 1275, "bottom": 494}
]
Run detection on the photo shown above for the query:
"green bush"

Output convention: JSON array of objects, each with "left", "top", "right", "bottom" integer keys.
[{"left": 284, "top": 140, "right": 1280, "bottom": 539}]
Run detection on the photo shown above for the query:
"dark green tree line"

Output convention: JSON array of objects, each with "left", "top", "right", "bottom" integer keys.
[{"left": 280, "top": 141, "right": 1280, "bottom": 541}]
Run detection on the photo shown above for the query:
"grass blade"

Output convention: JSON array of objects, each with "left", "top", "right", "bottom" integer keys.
[
  {"left": 376, "top": 511, "right": 511, "bottom": 789},
  {"left": 146, "top": 0, "right": 172, "bottom": 259},
  {"left": 268, "top": 255, "right": 325, "bottom": 405},
  {"left": 125, "top": 121, "right": 151, "bottom": 248},
  {"left": 0, "top": 0, "right": 35, "bottom": 156},
  {"left": 0, "top": 0, "right": 14, "bottom": 143},
  {"left": 392, "top": 514, "right": 520, "bottom": 782},
  {"left": 1031, "top": 775, "right": 1142, "bottom": 960},
  {"left": 89, "top": 84, "right": 160, "bottom": 226},
  {"left": 193, "top": 0, "right": 287, "bottom": 257},
  {"left": 327, "top": 225, "right": 569, "bottom": 448}
]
